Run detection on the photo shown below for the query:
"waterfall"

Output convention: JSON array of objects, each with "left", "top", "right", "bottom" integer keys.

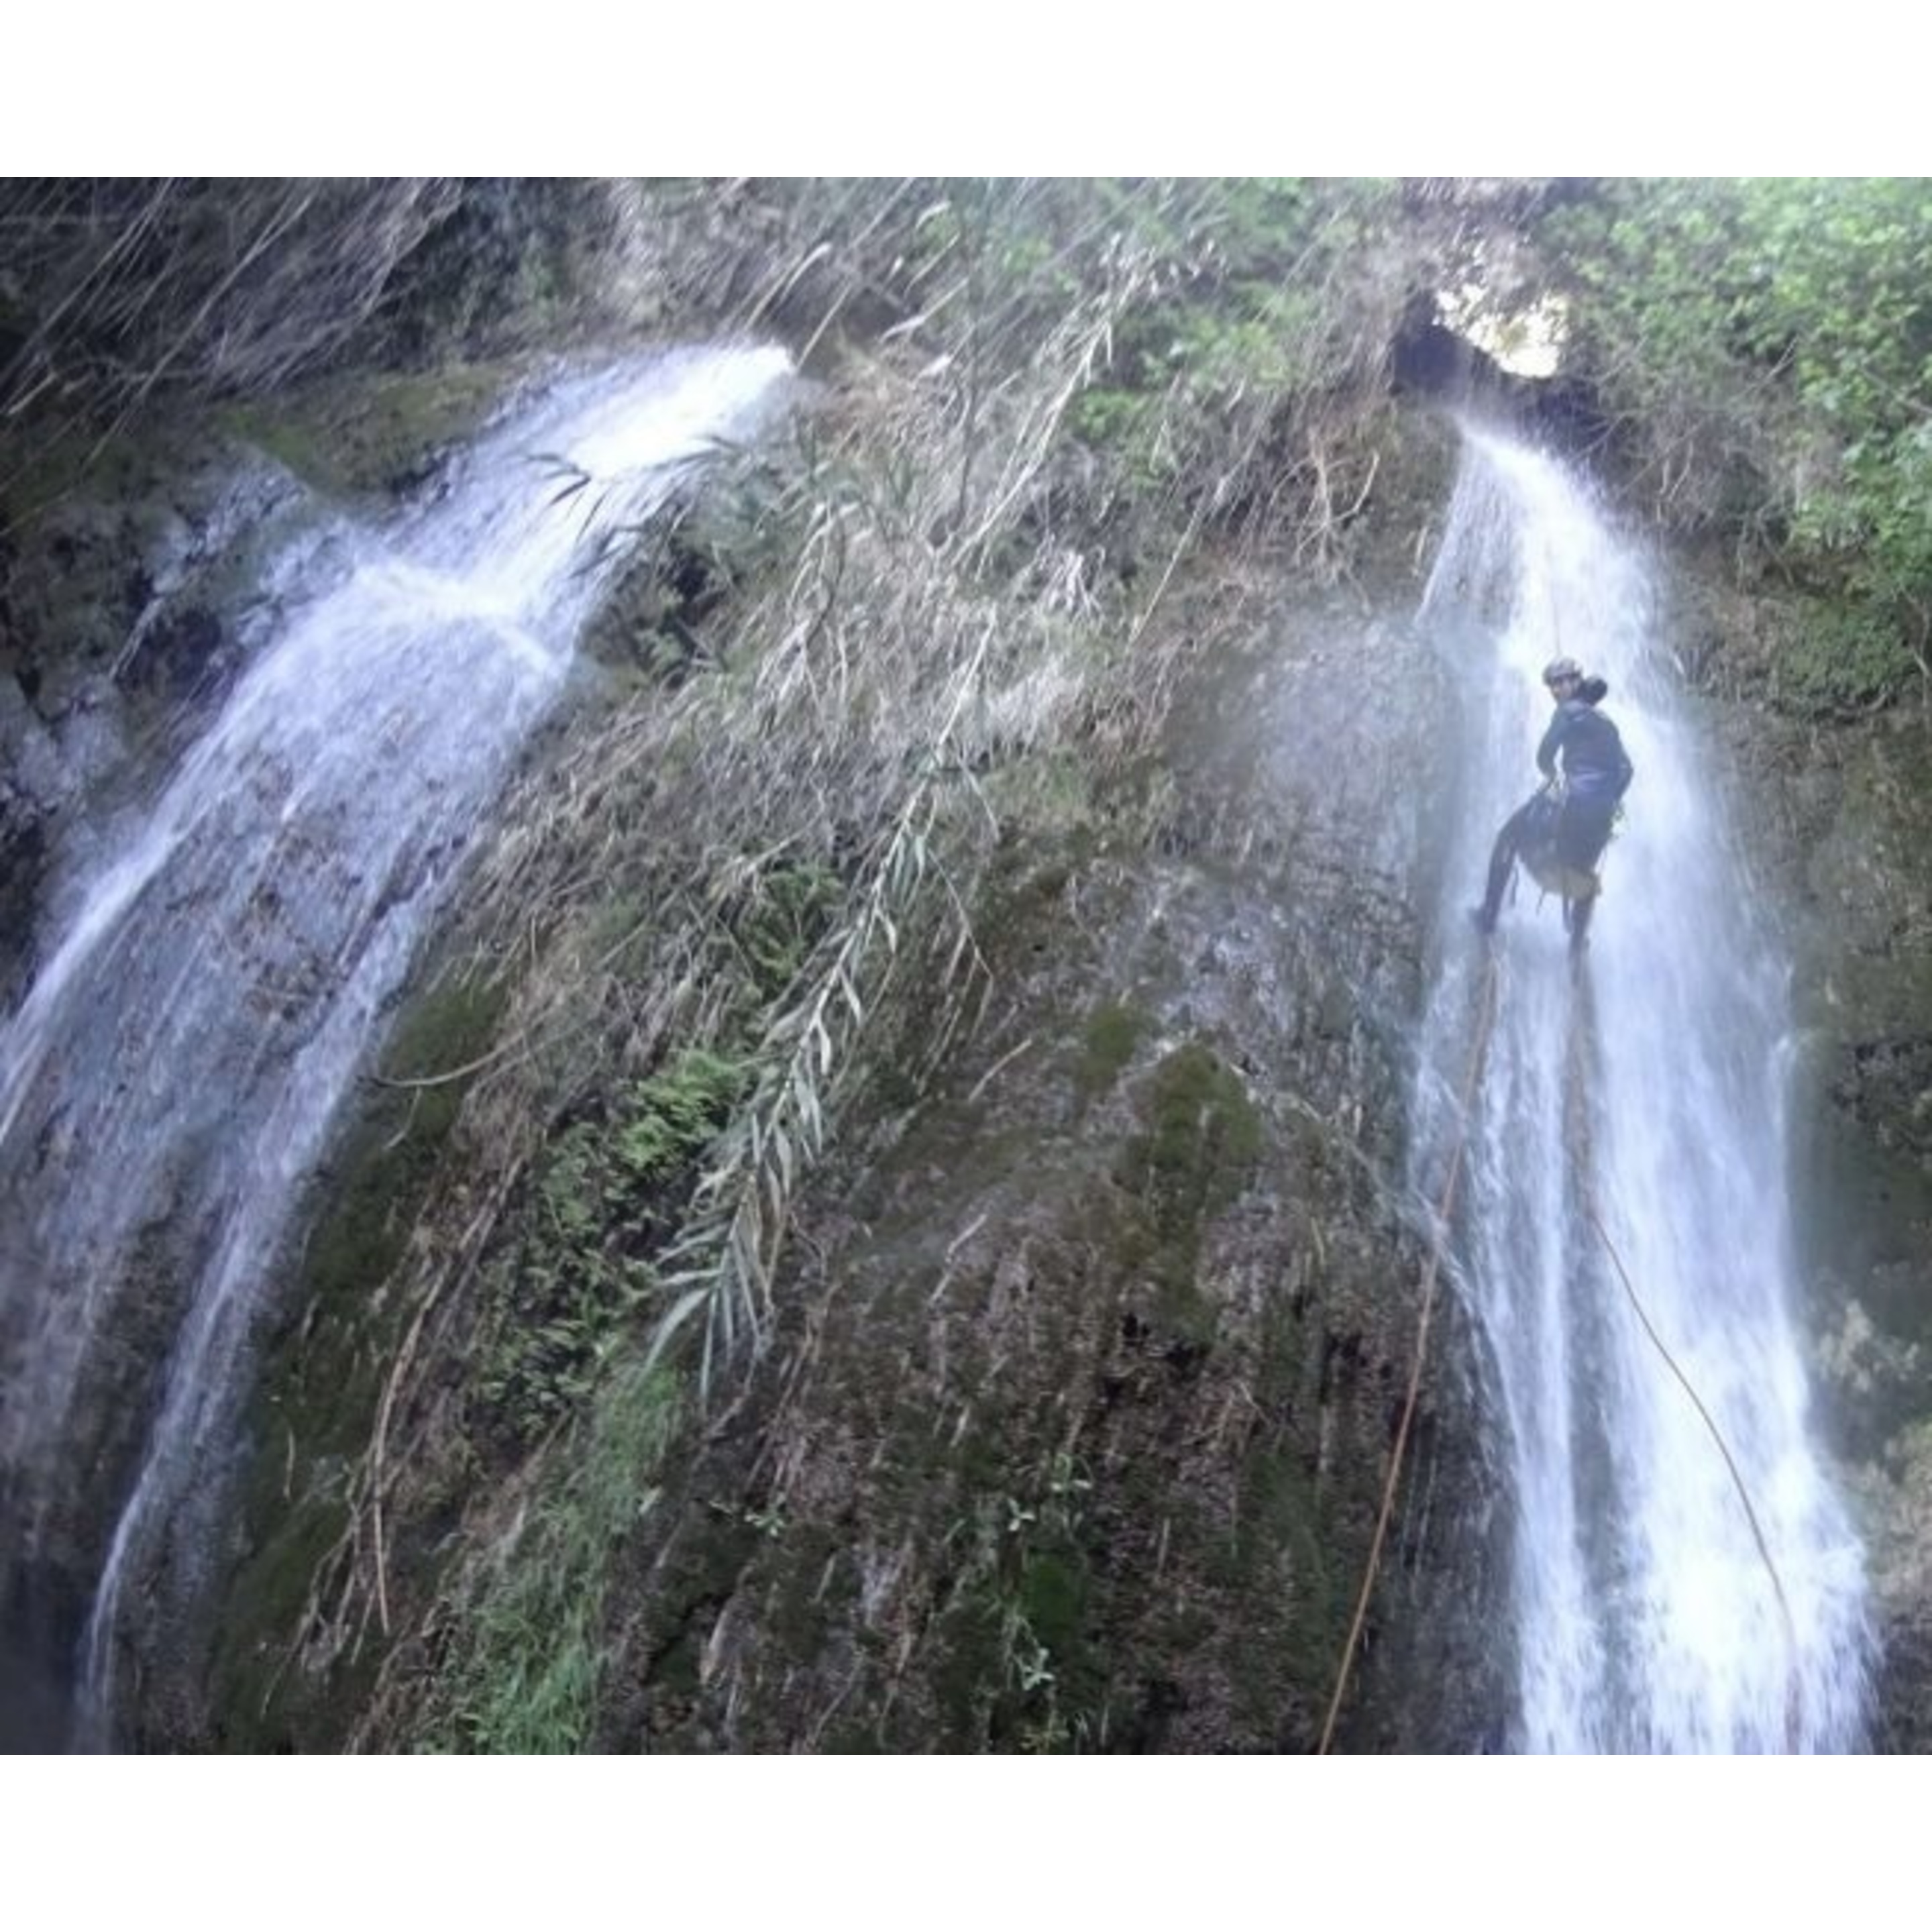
[
  {"left": 0, "top": 344, "right": 792, "bottom": 1744},
  {"left": 1415, "top": 427, "right": 1874, "bottom": 1752}
]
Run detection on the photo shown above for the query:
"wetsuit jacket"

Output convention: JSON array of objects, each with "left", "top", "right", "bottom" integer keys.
[{"left": 1537, "top": 698, "right": 1633, "bottom": 802}]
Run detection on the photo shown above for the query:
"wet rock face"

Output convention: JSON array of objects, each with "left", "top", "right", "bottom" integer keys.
[
  {"left": 0, "top": 768, "right": 48, "bottom": 1012},
  {"left": 1857, "top": 1419, "right": 1932, "bottom": 1752},
  {"left": 116, "top": 602, "right": 229, "bottom": 706},
  {"left": 0, "top": 360, "right": 517, "bottom": 1008},
  {"left": 0, "top": 451, "right": 315, "bottom": 1001},
  {"left": 170, "top": 406, "right": 1506, "bottom": 1754},
  {"left": 1709, "top": 674, "right": 1932, "bottom": 1744},
  {"left": 587, "top": 588, "right": 1508, "bottom": 1753}
]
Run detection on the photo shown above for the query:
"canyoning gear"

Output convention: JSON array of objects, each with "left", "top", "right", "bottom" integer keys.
[
  {"left": 1554, "top": 790, "right": 1620, "bottom": 872},
  {"left": 1476, "top": 665, "right": 1632, "bottom": 947},
  {"left": 1477, "top": 788, "right": 1568, "bottom": 904},
  {"left": 1475, "top": 784, "right": 1618, "bottom": 947}
]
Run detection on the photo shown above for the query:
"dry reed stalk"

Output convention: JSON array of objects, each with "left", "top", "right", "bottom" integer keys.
[{"left": 297, "top": 182, "right": 1415, "bottom": 1731}]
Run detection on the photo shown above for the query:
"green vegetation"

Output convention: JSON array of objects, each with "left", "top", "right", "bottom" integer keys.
[
  {"left": 1039, "top": 178, "right": 1409, "bottom": 553},
  {"left": 423, "top": 847, "right": 851, "bottom": 1741},
  {"left": 442, "top": 1359, "right": 684, "bottom": 1753},
  {"left": 932, "top": 1447, "right": 1104, "bottom": 1751},
  {"left": 982, "top": 751, "right": 1095, "bottom": 842},
  {"left": 271, "top": 970, "right": 507, "bottom": 1436},
  {"left": 737, "top": 861, "right": 841, "bottom": 997},
  {"left": 1537, "top": 178, "right": 1932, "bottom": 705},
  {"left": 1077, "top": 1002, "right": 1147, "bottom": 1098},
  {"left": 209, "top": 969, "right": 507, "bottom": 1746},
  {"left": 477, "top": 1046, "right": 749, "bottom": 1441},
  {"left": 1114, "top": 1041, "right": 1265, "bottom": 1350},
  {"left": 217, "top": 364, "right": 513, "bottom": 498},
  {"left": 165, "top": 177, "right": 1932, "bottom": 1752},
  {"left": 1124, "top": 1042, "right": 1265, "bottom": 1252},
  {"left": 1771, "top": 598, "right": 1921, "bottom": 715}
]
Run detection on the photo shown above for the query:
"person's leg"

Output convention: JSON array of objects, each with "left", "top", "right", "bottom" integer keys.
[
  {"left": 1474, "top": 797, "right": 1537, "bottom": 931},
  {"left": 1568, "top": 888, "right": 1595, "bottom": 953}
]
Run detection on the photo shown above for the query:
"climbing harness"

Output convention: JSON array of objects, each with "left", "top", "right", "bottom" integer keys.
[
  {"left": 1515, "top": 781, "right": 1621, "bottom": 930},
  {"left": 1318, "top": 944, "right": 1804, "bottom": 1754}
]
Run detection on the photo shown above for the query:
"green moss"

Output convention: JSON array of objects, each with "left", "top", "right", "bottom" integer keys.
[
  {"left": 1076, "top": 1002, "right": 1146, "bottom": 1098},
  {"left": 629, "top": 1495, "right": 765, "bottom": 1726},
  {"left": 920, "top": 1439, "right": 1112, "bottom": 1752},
  {"left": 218, "top": 363, "right": 514, "bottom": 499},
  {"left": 983, "top": 750, "right": 1096, "bottom": 840},
  {"left": 209, "top": 968, "right": 508, "bottom": 1747},
  {"left": 869, "top": 1062, "right": 921, "bottom": 1114},
  {"left": 1128, "top": 1044, "right": 1263, "bottom": 1221},
  {"left": 933, "top": 1588, "right": 1008, "bottom": 1744},
  {"left": 0, "top": 425, "right": 164, "bottom": 533},
  {"left": 207, "top": 1483, "right": 355, "bottom": 1750},
  {"left": 1019, "top": 1549, "right": 1088, "bottom": 1655},
  {"left": 766, "top": 1523, "right": 846, "bottom": 1658},
  {"left": 1232, "top": 1437, "right": 1331, "bottom": 1601},
  {"left": 443, "top": 1358, "right": 686, "bottom": 1753},
  {"left": 1772, "top": 598, "right": 1918, "bottom": 714},
  {"left": 307, "top": 975, "right": 507, "bottom": 1307},
  {"left": 1117, "top": 1042, "right": 1264, "bottom": 1339},
  {"left": 477, "top": 1044, "right": 748, "bottom": 1441},
  {"left": 1226, "top": 1440, "right": 1344, "bottom": 1727}
]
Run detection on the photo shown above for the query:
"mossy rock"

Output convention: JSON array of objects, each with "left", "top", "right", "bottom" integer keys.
[
  {"left": 1075, "top": 1002, "right": 1147, "bottom": 1099},
  {"left": 1767, "top": 598, "right": 1919, "bottom": 717},
  {"left": 207, "top": 967, "right": 508, "bottom": 1746},
  {"left": 218, "top": 363, "right": 519, "bottom": 501},
  {"left": 474, "top": 1042, "right": 749, "bottom": 1446},
  {"left": 1120, "top": 1041, "right": 1264, "bottom": 1256}
]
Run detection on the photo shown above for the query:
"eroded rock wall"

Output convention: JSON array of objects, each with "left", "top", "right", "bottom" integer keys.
[
  {"left": 1686, "top": 570, "right": 1932, "bottom": 1748},
  {"left": 580, "top": 576, "right": 1507, "bottom": 1752}
]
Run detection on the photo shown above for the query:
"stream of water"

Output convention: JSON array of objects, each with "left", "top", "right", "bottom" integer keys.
[
  {"left": 1415, "top": 427, "right": 1872, "bottom": 1751},
  {"left": 0, "top": 344, "right": 792, "bottom": 1745}
]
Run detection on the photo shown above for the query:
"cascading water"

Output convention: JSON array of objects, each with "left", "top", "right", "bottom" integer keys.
[
  {"left": 0, "top": 344, "right": 792, "bottom": 1746},
  {"left": 1415, "top": 425, "right": 1873, "bottom": 1751}
]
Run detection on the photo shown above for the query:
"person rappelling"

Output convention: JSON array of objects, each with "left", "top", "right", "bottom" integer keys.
[{"left": 1471, "top": 655, "right": 1634, "bottom": 950}]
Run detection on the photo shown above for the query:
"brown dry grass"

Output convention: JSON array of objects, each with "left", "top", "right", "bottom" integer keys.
[{"left": 255, "top": 180, "right": 1422, "bottom": 1741}]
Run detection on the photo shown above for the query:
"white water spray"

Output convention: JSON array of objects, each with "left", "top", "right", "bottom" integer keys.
[
  {"left": 0, "top": 345, "right": 792, "bottom": 1741},
  {"left": 1415, "top": 427, "right": 1872, "bottom": 1751}
]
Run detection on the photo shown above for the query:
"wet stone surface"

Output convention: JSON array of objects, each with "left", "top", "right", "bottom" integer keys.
[{"left": 581, "top": 589, "right": 1509, "bottom": 1752}]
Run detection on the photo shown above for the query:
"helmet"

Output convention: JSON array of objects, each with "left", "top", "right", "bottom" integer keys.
[{"left": 1542, "top": 655, "right": 1583, "bottom": 688}]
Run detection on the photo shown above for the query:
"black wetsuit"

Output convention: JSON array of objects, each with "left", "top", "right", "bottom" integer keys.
[
  {"left": 1477, "top": 690, "right": 1633, "bottom": 938},
  {"left": 1535, "top": 694, "right": 1634, "bottom": 869}
]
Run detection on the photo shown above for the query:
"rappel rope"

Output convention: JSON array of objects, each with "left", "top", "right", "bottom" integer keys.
[
  {"left": 1562, "top": 1013, "right": 1805, "bottom": 1751},
  {"left": 1318, "top": 930, "right": 1803, "bottom": 1753},
  {"left": 1320, "top": 576, "right": 1801, "bottom": 1748},
  {"left": 1582, "top": 1198, "right": 1804, "bottom": 1750},
  {"left": 1316, "top": 950, "right": 1500, "bottom": 1754}
]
